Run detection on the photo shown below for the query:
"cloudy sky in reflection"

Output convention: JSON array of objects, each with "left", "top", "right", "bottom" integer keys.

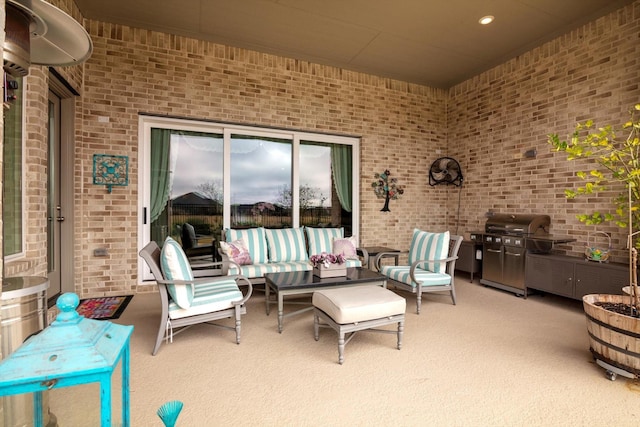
[{"left": 170, "top": 135, "right": 332, "bottom": 206}]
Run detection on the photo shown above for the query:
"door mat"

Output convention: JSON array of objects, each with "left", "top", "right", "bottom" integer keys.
[{"left": 77, "top": 295, "right": 133, "bottom": 320}]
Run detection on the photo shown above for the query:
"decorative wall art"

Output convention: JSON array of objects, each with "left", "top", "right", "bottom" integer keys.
[
  {"left": 93, "top": 154, "right": 129, "bottom": 193},
  {"left": 372, "top": 169, "right": 404, "bottom": 212}
]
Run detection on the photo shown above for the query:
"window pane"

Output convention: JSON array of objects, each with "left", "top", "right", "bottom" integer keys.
[
  {"left": 3, "top": 75, "right": 23, "bottom": 256},
  {"left": 300, "top": 141, "right": 353, "bottom": 234},
  {"left": 299, "top": 142, "right": 331, "bottom": 226},
  {"left": 150, "top": 130, "right": 223, "bottom": 249},
  {"left": 230, "top": 135, "right": 292, "bottom": 228}
]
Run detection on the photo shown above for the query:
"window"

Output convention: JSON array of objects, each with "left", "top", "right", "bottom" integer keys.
[
  {"left": 139, "top": 116, "right": 360, "bottom": 279},
  {"left": 3, "top": 75, "right": 24, "bottom": 258}
]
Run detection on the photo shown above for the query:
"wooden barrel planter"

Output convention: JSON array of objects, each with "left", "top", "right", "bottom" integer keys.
[{"left": 583, "top": 294, "right": 640, "bottom": 377}]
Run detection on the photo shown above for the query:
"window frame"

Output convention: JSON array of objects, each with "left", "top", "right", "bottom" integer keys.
[
  {"left": 138, "top": 115, "right": 360, "bottom": 281},
  {"left": 3, "top": 74, "right": 26, "bottom": 261}
]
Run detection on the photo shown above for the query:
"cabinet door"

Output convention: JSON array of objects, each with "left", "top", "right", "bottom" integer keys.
[
  {"left": 574, "top": 262, "right": 629, "bottom": 298},
  {"left": 525, "top": 255, "right": 575, "bottom": 298}
]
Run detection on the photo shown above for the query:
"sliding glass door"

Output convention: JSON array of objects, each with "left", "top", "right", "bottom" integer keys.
[{"left": 139, "top": 116, "right": 359, "bottom": 281}]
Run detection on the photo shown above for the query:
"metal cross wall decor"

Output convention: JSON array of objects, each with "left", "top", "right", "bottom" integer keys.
[{"left": 93, "top": 154, "right": 129, "bottom": 193}]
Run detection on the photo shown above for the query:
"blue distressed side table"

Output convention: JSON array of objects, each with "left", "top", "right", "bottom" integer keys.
[{"left": 0, "top": 293, "right": 134, "bottom": 427}]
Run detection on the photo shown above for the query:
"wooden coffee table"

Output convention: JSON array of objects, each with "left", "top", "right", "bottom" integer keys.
[{"left": 264, "top": 267, "right": 387, "bottom": 333}]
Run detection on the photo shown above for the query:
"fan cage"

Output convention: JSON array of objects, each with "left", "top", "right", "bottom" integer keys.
[{"left": 429, "top": 157, "right": 463, "bottom": 187}]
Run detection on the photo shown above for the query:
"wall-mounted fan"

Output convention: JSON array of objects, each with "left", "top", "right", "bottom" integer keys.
[{"left": 429, "top": 157, "right": 463, "bottom": 187}]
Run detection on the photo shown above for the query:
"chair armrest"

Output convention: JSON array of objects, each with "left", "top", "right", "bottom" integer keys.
[
  {"left": 232, "top": 275, "right": 253, "bottom": 305},
  {"left": 409, "top": 256, "right": 459, "bottom": 281},
  {"left": 218, "top": 251, "right": 242, "bottom": 275},
  {"left": 356, "top": 247, "right": 369, "bottom": 267},
  {"left": 157, "top": 273, "right": 252, "bottom": 300},
  {"left": 374, "top": 251, "right": 408, "bottom": 271}
]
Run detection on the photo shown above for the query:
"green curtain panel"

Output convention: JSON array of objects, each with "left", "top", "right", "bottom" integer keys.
[{"left": 331, "top": 145, "right": 352, "bottom": 212}]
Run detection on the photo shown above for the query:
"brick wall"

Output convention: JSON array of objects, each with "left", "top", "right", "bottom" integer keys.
[
  {"left": 448, "top": 2, "right": 640, "bottom": 263},
  {"left": 5, "top": 1, "right": 639, "bottom": 296},
  {"left": 75, "top": 21, "right": 447, "bottom": 294}
]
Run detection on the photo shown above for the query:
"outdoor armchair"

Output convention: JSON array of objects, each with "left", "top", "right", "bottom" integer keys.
[
  {"left": 139, "top": 238, "right": 252, "bottom": 355},
  {"left": 375, "top": 230, "right": 463, "bottom": 314}
]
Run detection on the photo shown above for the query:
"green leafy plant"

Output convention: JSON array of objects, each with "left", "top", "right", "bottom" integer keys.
[{"left": 548, "top": 103, "right": 640, "bottom": 315}]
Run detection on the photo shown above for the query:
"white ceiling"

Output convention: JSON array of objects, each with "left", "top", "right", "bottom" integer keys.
[{"left": 73, "top": 0, "right": 635, "bottom": 88}]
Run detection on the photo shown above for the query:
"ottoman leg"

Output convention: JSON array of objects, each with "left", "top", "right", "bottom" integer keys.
[
  {"left": 314, "top": 312, "right": 320, "bottom": 341},
  {"left": 397, "top": 320, "right": 404, "bottom": 350},
  {"left": 338, "top": 331, "right": 346, "bottom": 365}
]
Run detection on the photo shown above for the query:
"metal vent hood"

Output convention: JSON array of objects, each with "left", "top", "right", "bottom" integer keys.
[{"left": 4, "top": 0, "right": 92, "bottom": 76}]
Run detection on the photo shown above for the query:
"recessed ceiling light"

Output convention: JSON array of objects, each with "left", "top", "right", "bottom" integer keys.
[{"left": 479, "top": 15, "right": 494, "bottom": 25}]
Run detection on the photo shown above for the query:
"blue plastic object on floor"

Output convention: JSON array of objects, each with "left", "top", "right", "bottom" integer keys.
[{"left": 157, "top": 400, "right": 184, "bottom": 427}]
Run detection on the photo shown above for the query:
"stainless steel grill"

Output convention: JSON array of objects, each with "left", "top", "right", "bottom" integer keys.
[{"left": 471, "top": 214, "right": 551, "bottom": 296}]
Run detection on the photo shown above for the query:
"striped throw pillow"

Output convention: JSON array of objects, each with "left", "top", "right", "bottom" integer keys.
[
  {"left": 305, "top": 227, "right": 344, "bottom": 256},
  {"left": 225, "top": 228, "right": 268, "bottom": 264},
  {"left": 265, "top": 228, "right": 308, "bottom": 262},
  {"left": 160, "top": 237, "right": 195, "bottom": 309},
  {"left": 408, "top": 229, "right": 450, "bottom": 273}
]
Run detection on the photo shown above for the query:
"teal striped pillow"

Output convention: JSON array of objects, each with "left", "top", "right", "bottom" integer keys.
[
  {"left": 225, "top": 228, "right": 268, "bottom": 264},
  {"left": 160, "top": 237, "right": 195, "bottom": 309},
  {"left": 265, "top": 228, "right": 308, "bottom": 262},
  {"left": 305, "top": 227, "right": 344, "bottom": 256},
  {"left": 408, "top": 229, "right": 450, "bottom": 273}
]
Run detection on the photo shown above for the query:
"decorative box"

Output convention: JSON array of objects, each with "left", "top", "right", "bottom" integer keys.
[{"left": 313, "top": 263, "right": 347, "bottom": 278}]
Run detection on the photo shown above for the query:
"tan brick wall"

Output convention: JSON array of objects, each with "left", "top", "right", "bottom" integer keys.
[
  {"left": 75, "top": 20, "right": 447, "bottom": 294},
  {"left": 447, "top": 1, "right": 640, "bottom": 263},
  {"left": 5, "top": 1, "right": 639, "bottom": 296}
]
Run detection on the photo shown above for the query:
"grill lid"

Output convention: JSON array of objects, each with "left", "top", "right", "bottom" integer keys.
[{"left": 485, "top": 213, "right": 550, "bottom": 235}]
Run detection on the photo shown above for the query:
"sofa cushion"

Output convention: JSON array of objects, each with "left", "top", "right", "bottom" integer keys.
[
  {"left": 228, "top": 261, "right": 312, "bottom": 278},
  {"left": 306, "top": 227, "right": 344, "bottom": 256},
  {"left": 219, "top": 239, "right": 252, "bottom": 265},
  {"left": 226, "top": 227, "right": 268, "bottom": 264},
  {"left": 265, "top": 228, "right": 308, "bottom": 262},
  {"left": 168, "top": 277, "right": 243, "bottom": 319},
  {"left": 408, "top": 229, "right": 450, "bottom": 273},
  {"left": 160, "top": 237, "right": 195, "bottom": 309}
]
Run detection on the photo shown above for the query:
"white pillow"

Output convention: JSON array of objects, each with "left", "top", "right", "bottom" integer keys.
[
  {"left": 333, "top": 235, "right": 358, "bottom": 259},
  {"left": 219, "top": 239, "right": 253, "bottom": 265}
]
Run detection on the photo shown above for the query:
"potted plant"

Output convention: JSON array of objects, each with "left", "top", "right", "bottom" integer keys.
[
  {"left": 548, "top": 103, "right": 640, "bottom": 380},
  {"left": 310, "top": 252, "right": 347, "bottom": 278}
]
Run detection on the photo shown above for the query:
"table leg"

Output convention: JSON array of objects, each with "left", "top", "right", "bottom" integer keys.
[
  {"left": 33, "top": 391, "right": 43, "bottom": 427},
  {"left": 122, "top": 345, "right": 131, "bottom": 426},
  {"left": 278, "top": 293, "right": 284, "bottom": 333},
  {"left": 100, "top": 376, "right": 112, "bottom": 426},
  {"left": 265, "top": 282, "right": 271, "bottom": 315}
]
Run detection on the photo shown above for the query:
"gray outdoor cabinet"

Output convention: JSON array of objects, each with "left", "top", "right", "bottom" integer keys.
[
  {"left": 455, "top": 240, "right": 482, "bottom": 282},
  {"left": 525, "top": 253, "right": 629, "bottom": 299}
]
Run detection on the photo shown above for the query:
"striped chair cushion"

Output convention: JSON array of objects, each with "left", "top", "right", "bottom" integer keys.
[
  {"left": 160, "top": 237, "right": 195, "bottom": 309},
  {"left": 408, "top": 229, "right": 450, "bottom": 273},
  {"left": 344, "top": 258, "right": 362, "bottom": 268},
  {"left": 380, "top": 265, "right": 452, "bottom": 288},
  {"left": 305, "top": 227, "right": 344, "bottom": 256},
  {"left": 226, "top": 228, "right": 268, "bottom": 264},
  {"left": 228, "top": 262, "right": 312, "bottom": 278},
  {"left": 168, "top": 277, "right": 243, "bottom": 320},
  {"left": 265, "top": 228, "right": 308, "bottom": 262}
]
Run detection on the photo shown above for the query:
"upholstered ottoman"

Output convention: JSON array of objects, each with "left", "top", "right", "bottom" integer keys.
[{"left": 312, "top": 285, "right": 406, "bottom": 364}]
